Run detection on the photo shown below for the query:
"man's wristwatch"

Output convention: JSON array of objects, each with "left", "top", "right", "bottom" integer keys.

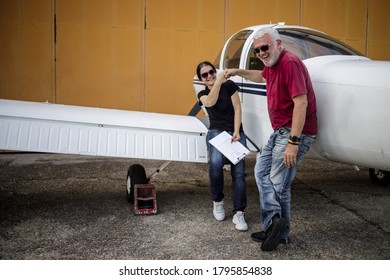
[{"left": 288, "top": 135, "right": 300, "bottom": 145}]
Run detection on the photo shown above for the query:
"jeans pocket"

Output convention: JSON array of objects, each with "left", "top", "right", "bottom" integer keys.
[
  {"left": 277, "top": 127, "right": 290, "bottom": 138},
  {"left": 299, "top": 135, "right": 316, "bottom": 155}
]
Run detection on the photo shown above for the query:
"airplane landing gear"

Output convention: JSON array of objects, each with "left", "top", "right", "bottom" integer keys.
[
  {"left": 126, "top": 164, "right": 149, "bottom": 203},
  {"left": 369, "top": 168, "right": 390, "bottom": 186}
]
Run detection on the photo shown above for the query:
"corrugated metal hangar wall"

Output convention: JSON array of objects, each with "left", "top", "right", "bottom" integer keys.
[{"left": 1, "top": 0, "right": 389, "bottom": 114}]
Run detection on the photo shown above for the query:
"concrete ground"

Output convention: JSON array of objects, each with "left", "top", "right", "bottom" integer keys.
[{"left": 0, "top": 152, "right": 389, "bottom": 260}]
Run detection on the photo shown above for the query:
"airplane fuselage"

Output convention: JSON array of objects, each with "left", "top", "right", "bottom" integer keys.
[
  {"left": 193, "top": 24, "right": 390, "bottom": 174},
  {"left": 238, "top": 55, "right": 390, "bottom": 172}
]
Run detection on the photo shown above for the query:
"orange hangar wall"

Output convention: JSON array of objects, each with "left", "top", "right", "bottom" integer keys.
[
  {"left": 1, "top": 0, "right": 389, "bottom": 114},
  {"left": 0, "top": 0, "right": 54, "bottom": 103},
  {"left": 225, "top": 0, "right": 390, "bottom": 61}
]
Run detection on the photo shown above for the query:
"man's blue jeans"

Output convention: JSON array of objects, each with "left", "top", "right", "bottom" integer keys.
[
  {"left": 254, "top": 127, "right": 316, "bottom": 239},
  {"left": 206, "top": 129, "right": 247, "bottom": 213}
]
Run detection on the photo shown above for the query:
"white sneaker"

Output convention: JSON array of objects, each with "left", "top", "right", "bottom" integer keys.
[
  {"left": 213, "top": 201, "right": 225, "bottom": 221},
  {"left": 232, "top": 211, "right": 248, "bottom": 231}
]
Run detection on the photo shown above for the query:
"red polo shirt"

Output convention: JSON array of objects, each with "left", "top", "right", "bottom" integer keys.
[{"left": 262, "top": 50, "right": 317, "bottom": 135}]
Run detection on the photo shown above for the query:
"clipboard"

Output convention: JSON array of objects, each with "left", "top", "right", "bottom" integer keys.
[{"left": 208, "top": 131, "right": 250, "bottom": 165}]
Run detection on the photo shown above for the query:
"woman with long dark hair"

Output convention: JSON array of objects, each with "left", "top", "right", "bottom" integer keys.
[{"left": 196, "top": 61, "right": 248, "bottom": 231}]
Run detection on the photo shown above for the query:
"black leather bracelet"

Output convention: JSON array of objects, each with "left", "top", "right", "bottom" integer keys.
[{"left": 288, "top": 139, "right": 299, "bottom": 145}]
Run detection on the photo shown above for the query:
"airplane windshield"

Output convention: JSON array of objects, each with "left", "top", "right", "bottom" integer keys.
[
  {"left": 246, "top": 28, "right": 362, "bottom": 71},
  {"left": 279, "top": 29, "right": 362, "bottom": 58},
  {"left": 305, "top": 35, "right": 360, "bottom": 57}
]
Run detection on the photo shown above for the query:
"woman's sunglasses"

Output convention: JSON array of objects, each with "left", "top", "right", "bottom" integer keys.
[
  {"left": 254, "top": 42, "right": 273, "bottom": 54},
  {"left": 201, "top": 69, "right": 216, "bottom": 79}
]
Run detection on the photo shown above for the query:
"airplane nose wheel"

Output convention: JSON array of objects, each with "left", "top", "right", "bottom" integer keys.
[
  {"left": 126, "top": 164, "right": 149, "bottom": 203},
  {"left": 369, "top": 168, "right": 390, "bottom": 186}
]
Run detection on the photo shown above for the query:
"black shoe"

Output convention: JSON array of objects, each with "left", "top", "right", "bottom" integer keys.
[
  {"left": 251, "top": 231, "right": 266, "bottom": 242},
  {"left": 251, "top": 231, "right": 289, "bottom": 244},
  {"left": 261, "top": 217, "right": 288, "bottom": 251}
]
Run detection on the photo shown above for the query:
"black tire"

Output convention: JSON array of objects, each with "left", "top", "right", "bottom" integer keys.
[
  {"left": 126, "top": 164, "right": 149, "bottom": 203},
  {"left": 369, "top": 168, "right": 390, "bottom": 186}
]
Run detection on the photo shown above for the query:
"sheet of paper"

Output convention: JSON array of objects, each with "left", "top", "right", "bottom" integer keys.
[{"left": 208, "top": 131, "right": 250, "bottom": 165}]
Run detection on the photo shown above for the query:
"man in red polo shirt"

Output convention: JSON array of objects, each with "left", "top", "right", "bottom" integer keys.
[{"left": 226, "top": 27, "right": 317, "bottom": 251}]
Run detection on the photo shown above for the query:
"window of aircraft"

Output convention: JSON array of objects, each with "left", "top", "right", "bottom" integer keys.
[
  {"left": 280, "top": 33, "right": 310, "bottom": 59},
  {"left": 223, "top": 30, "right": 253, "bottom": 69},
  {"left": 279, "top": 29, "right": 361, "bottom": 57},
  {"left": 246, "top": 48, "right": 265, "bottom": 70},
  {"left": 305, "top": 35, "right": 361, "bottom": 57},
  {"left": 246, "top": 28, "right": 361, "bottom": 71}
]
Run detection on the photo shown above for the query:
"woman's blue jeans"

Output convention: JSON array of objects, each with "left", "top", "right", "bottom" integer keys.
[
  {"left": 206, "top": 129, "right": 247, "bottom": 213},
  {"left": 254, "top": 127, "right": 316, "bottom": 239}
]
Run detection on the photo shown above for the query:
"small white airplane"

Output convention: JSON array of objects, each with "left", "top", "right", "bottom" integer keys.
[
  {"left": 1, "top": 23, "right": 389, "bottom": 204},
  {"left": 193, "top": 23, "right": 390, "bottom": 186}
]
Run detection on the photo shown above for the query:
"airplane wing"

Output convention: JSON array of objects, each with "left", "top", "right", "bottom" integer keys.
[{"left": 0, "top": 99, "right": 208, "bottom": 163}]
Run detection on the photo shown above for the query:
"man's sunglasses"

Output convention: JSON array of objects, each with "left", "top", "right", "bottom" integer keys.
[
  {"left": 254, "top": 42, "right": 273, "bottom": 54},
  {"left": 201, "top": 69, "right": 216, "bottom": 79}
]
